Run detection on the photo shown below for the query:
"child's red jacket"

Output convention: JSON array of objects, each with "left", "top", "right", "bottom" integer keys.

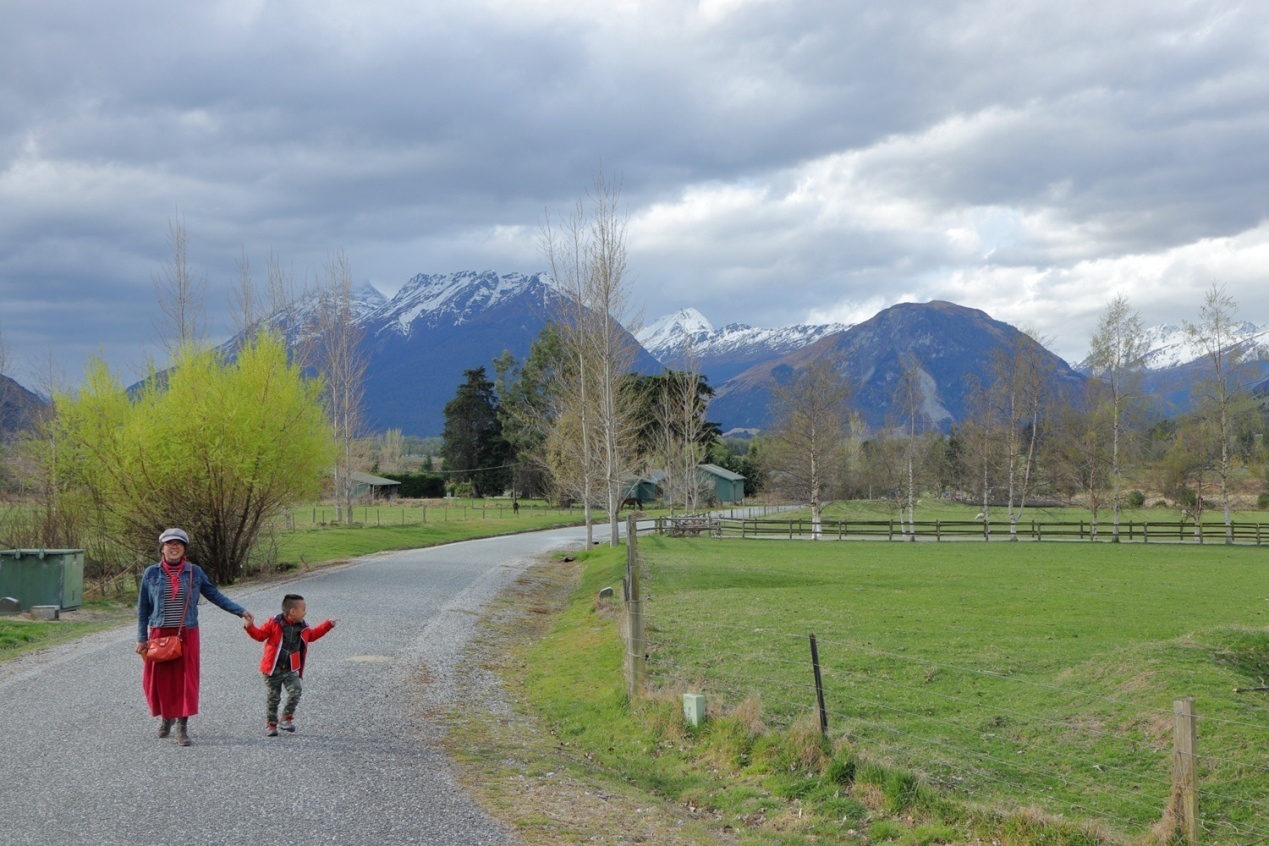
[{"left": 244, "top": 614, "right": 335, "bottom": 677}]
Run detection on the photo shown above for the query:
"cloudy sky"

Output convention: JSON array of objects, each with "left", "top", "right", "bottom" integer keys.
[{"left": 3, "top": 0, "right": 1269, "bottom": 387}]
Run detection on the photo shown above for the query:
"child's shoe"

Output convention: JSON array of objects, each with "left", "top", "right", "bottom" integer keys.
[
  {"left": 279, "top": 715, "right": 296, "bottom": 733},
  {"left": 266, "top": 722, "right": 279, "bottom": 737}
]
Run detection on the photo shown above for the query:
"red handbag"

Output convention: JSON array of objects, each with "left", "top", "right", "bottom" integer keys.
[{"left": 145, "top": 567, "right": 193, "bottom": 662}]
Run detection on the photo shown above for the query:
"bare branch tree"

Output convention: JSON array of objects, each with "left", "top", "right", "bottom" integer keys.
[
  {"left": 990, "top": 329, "right": 1053, "bottom": 540},
  {"left": 542, "top": 172, "right": 641, "bottom": 546},
  {"left": 891, "top": 360, "right": 930, "bottom": 537},
  {"left": 311, "top": 252, "right": 367, "bottom": 526},
  {"left": 1087, "top": 294, "right": 1148, "bottom": 541},
  {"left": 764, "top": 356, "right": 852, "bottom": 538},
  {"left": 1184, "top": 283, "right": 1263, "bottom": 542},
  {"left": 152, "top": 213, "right": 206, "bottom": 356}
]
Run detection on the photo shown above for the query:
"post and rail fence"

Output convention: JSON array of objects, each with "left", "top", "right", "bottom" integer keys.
[{"left": 676, "top": 516, "right": 1269, "bottom": 545}]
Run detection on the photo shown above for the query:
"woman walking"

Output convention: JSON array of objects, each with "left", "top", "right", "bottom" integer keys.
[{"left": 135, "top": 528, "right": 254, "bottom": 746}]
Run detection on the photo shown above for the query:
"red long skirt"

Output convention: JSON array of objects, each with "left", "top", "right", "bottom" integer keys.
[{"left": 142, "top": 626, "right": 201, "bottom": 719}]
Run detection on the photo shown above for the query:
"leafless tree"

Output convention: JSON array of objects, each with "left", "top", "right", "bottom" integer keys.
[
  {"left": 652, "top": 360, "right": 714, "bottom": 513},
  {"left": 990, "top": 330, "right": 1053, "bottom": 540},
  {"left": 229, "top": 248, "right": 259, "bottom": 338},
  {"left": 1087, "top": 294, "right": 1149, "bottom": 541},
  {"left": 958, "top": 377, "right": 999, "bottom": 535},
  {"left": 311, "top": 252, "right": 367, "bottom": 526},
  {"left": 1184, "top": 284, "right": 1263, "bottom": 542},
  {"left": 542, "top": 172, "right": 641, "bottom": 547},
  {"left": 891, "top": 360, "right": 931, "bottom": 537},
  {"left": 379, "top": 428, "right": 404, "bottom": 474},
  {"left": 229, "top": 248, "right": 304, "bottom": 349},
  {"left": 764, "top": 356, "right": 852, "bottom": 538},
  {"left": 152, "top": 213, "right": 206, "bottom": 357},
  {"left": 1046, "top": 380, "right": 1112, "bottom": 537}
]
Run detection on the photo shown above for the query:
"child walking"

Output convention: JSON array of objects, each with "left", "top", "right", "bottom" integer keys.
[{"left": 244, "top": 593, "right": 336, "bottom": 736}]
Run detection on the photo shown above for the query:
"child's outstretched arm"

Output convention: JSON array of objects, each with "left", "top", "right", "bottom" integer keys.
[{"left": 302, "top": 619, "right": 337, "bottom": 642}]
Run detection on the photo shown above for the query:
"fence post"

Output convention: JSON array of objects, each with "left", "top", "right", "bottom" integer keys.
[
  {"left": 1171, "top": 696, "right": 1198, "bottom": 846},
  {"left": 626, "top": 513, "right": 647, "bottom": 699},
  {"left": 809, "top": 633, "right": 828, "bottom": 736}
]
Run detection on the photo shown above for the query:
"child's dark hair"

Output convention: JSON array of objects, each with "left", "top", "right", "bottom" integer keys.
[{"left": 282, "top": 594, "right": 304, "bottom": 613}]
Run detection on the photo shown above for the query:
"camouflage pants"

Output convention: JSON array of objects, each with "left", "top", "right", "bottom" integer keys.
[{"left": 264, "top": 670, "right": 302, "bottom": 723}]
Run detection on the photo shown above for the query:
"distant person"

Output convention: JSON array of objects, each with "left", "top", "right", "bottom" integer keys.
[
  {"left": 136, "top": 528, "right": 255, "bottom": 746},
  {"left": 243, "top": 593, "right": 337, "bottom": 736}
]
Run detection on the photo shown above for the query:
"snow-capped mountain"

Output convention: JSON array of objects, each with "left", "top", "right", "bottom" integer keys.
[
  {"left": 1139, "top": 321, "right": 1268, "bottom": 370},
  {"left": 709, "top": 301, "right": 1085, "bottom": 431},
  {"left": 637, "top": 308, "right": 851, "bottom": 384},
  {"left": 367, "top": 271, "right": 555, "bottom": 336}
]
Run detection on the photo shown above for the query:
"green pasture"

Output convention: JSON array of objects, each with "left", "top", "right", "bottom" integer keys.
[
  {"left": 515, "top": 535, "right": 1269, "bottom": 842},
  {"left": 634, "top": 537, "right": 1269, "bottom": 839},
  {"left": 276, "top": 498, "right": 582, "bottom": 530},
  {"left": 272, "top": 508, "right": 587, "bottom": 565}
]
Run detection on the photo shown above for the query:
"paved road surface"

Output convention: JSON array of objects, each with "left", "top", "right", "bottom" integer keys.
[{"left": 0, "top": 526, "right": 594, "bottom": 846}]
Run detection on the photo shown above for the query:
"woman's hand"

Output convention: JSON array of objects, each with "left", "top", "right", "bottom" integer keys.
[
  {"left": 242, "top": 610, "right": 255, "bottom": 627},
  {"left": 135, "top": 642, "right": 148, "bottom": 657}
]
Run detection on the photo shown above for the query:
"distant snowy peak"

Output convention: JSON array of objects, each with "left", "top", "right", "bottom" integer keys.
[
  {"left": 371, "top": 270, "right": 553, "bottom": 335},
  {"left": 352, "top": 283, "right": 389, "bottom": 315},
  {"left": 636, "top": 308, "right": 714, "bottom": 355},
  {"left": 639, "top": 308, "right": 850, "bottom": 365},
  {"left": 1139, "top": 321, "right": 1267, "bottom": 370}
]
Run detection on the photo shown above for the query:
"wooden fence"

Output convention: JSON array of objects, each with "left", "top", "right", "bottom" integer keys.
[{"left": 700, "top": 517, "right": 1269, "bottom": 544}]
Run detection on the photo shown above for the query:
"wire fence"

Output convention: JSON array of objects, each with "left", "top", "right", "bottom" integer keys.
[
  {"left": 273, "top": 499, "right": 583, "bottom": 529},
  {"left": 621, "top": 518, "right": 1269, "bottom": 844}
]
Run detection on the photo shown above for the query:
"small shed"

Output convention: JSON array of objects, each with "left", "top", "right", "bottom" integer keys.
[
  {"left": 350, "top": 471, "right": 402, "bottom": 502},
  {"left": 697, "top": 463, "right": 745, "bottom": 505},
  {"left": 621, "top": 475, "right": 661, "bottom": 506}
]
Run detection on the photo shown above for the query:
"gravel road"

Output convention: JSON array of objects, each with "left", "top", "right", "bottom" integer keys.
[{"left": 0, "top": 526, "right": 592, "bottom": 846}]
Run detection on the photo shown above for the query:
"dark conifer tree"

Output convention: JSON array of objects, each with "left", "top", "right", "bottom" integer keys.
[{"left": 441, "top": 367, "right": 511, "bottom": 496}]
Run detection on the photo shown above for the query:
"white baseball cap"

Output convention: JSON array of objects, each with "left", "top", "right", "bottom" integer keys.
[{"left": 159, "top": 528, "right": 189, "bottom": 546}]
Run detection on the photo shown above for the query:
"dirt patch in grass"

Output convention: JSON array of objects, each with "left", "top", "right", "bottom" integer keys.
[{"left": 427, "top": 559, "right": 732, "bottom": 845}]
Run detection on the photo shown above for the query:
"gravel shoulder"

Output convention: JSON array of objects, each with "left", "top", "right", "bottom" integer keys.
[{"left": 427, "top": 556, "right": 729, "bottom": 845}]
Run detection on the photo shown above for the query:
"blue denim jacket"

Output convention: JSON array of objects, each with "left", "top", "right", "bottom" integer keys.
[{"left": 136, "top": 562, "right": 246, "bottom": 642}]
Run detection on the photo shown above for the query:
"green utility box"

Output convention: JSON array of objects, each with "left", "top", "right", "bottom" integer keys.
[{"left": 0, "top": 549, "right": 85, "bottom": 611}]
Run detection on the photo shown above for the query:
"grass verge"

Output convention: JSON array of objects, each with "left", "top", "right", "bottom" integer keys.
[{"left": 0, "top": 598, "right": 134, "bottom": 659}]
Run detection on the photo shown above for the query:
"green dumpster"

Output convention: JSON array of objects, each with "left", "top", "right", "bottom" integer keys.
[{"left": 0, "top": 549, "right": 84, "bottom": 611}]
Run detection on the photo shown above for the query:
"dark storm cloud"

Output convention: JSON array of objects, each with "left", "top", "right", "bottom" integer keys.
[{"left": 2, "top": 0, "right": 1268, "bottom": 377}]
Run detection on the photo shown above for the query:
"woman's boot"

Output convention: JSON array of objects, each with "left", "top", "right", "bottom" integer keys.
[
  {"left": 157, "top": 718, "right": 173, "bottom": 738},
  {"left": 175, "top": 717, "right": 191, "bottom": 746}
]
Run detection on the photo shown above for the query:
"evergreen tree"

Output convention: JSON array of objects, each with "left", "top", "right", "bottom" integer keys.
[{"left": 441, "top": 367, "right": 510, "bottom": 497}]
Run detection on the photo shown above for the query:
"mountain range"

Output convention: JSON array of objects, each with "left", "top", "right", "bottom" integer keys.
[
  {"left": 2, "top": 271, "right": 1265, "bottom": 438},
  {"left": 636, "top": 308, "right": 850, "bottom": 384}
]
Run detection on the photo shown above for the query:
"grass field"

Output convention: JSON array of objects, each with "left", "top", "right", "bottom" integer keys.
[
  {"left": 276, "top": 498, "right": 583, "bottom": 530},
  {"left": 630, "top": 536, "right": 1269, "bottom": 841},
  {"left": 499, "top": 531, "right": 1269, "bottom": 842},
  {"left": 272, "top": 507, "right": 588, "bottom": 565}
]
